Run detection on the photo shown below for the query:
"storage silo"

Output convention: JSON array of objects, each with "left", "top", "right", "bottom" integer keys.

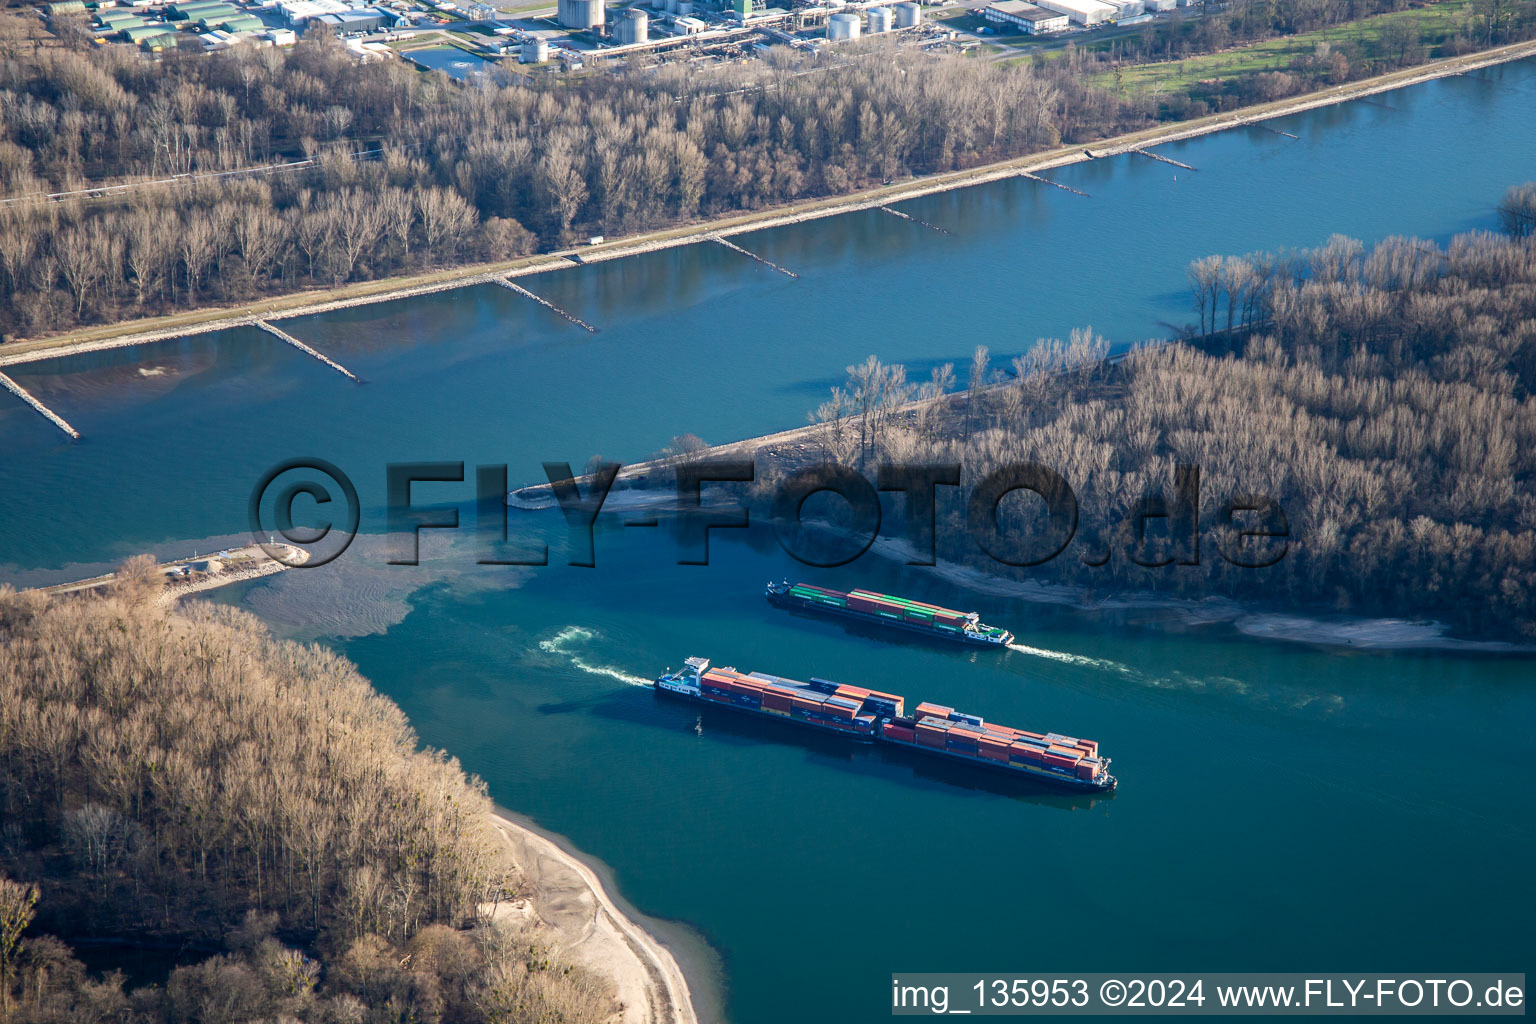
[
  {"left": 520, "top": 35, "right": 550, "bottom": 61},
  {"left": 827, "top": 10, "right": 859, "bottom": 39},
  {"left": 557, "top": 0, "right": 604, "bottom": 29},
  {"left": 866, "top": 6, "right": 892, "bottom": 32},
  {"left": 613, "top": 7, "right": 647, "bottom": 42},
  {"left": 675, "top": 1, "right": 693, "bottom": 14},
  {"left": 893, "top": 1, "right": 919, "bottom": 25}
]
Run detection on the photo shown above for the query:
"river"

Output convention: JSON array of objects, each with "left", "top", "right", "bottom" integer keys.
[{"left": 2, "top": 59, "right": 1534, "bottom": 1023}]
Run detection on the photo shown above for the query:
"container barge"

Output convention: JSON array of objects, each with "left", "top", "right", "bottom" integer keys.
[
  {"left": 654, "top": 657, "right": 1115, "bottom": 791},
  {"left": 765, "top": 581, "right": 1014, "bottom": 647}
]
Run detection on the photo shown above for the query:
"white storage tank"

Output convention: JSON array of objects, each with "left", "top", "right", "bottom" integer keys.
[
  {"left": 893, "top": 1, "right": 919, "bottom": 26},
  {"left": 675, "top": 1, "right": 692, "bottom": 13},
  {"left": 556, "top": 0, "right": 603, "bottom": 29},
  {"left": 520, "top": 35, "right": 550, "bottom": 60},
  {"left": 866, "top": 6, "right": 892, "bottom": 31},
  {"left": 613, "top": 6, "right": 646, "bottom": 42},
  {"left": 827, "top": 10, "right": 859, "bottom": 38}
]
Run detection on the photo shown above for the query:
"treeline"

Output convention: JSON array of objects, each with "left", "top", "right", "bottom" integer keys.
[
  {"left": 807, "top": 214, "right": 1536, "bottom": 637},
  {"left": 3, "top": 5, "right": 1531, "bottom": 340},
  {"left": 1082, "top": 0, "right": 1536, "bottom": 120},
  {"left": 0, "top": 12, "right": 1089, "bottom": 338},
  {"left": 0, "top": 579, "right": 613, "bottom": 1023}
]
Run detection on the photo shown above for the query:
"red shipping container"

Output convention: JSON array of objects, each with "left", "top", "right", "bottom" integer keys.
[
  {"left": 915, "top": 702, "right": 952, "bottom": 719},
  {"left": 1076, "top": 762, "right": 1098, "bottom": 780},
  {"left": 979, "top": 746, "right": 1011, "bottom": 762},
  {"left": 1044, "top": 753, "right": 1078, "bottom": 768},
  {"left": 884, "top": 724, "right": 916, "bottom": 742},
  {"left": 1011, "top": 745, "right": 1045, "bottom": 762},
  {"left": 917, "top": 730, "right": 946, "bottom": 748}
]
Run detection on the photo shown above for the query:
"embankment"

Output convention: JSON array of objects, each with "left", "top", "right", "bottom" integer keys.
[{"left": 5, "top": 37, "right": 1534, "bottom": 369}]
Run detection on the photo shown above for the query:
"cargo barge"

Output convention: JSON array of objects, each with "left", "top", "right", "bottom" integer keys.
[
  {"left": 654, "top": 657, "right": 1115, "bottom": 791},
  {"left": 765, "top": 581, "right": 1013, "bottom": 647}
]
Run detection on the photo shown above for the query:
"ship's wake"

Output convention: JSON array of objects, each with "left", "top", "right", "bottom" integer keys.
[
  {"left": 538, "top": 625, "right": 652, "bottom": 687},
  {"left": 1006, "top": 643, "right": 1134, "bottom": 676}
]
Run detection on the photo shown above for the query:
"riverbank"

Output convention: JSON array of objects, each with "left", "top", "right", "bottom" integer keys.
[
  {"left": 486, "top": 810, "right": 703, "bottom": 1024},
  {"left": 3, "top": 37, "right": 1534, "bottom": 369},
  {"left": 34, "top": 544, "right": 306, "bottom": 602}
]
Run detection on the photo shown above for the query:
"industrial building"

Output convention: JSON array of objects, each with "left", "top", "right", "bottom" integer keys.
[
  {"left": 613, "top": 6, "right": 647, "bottom": 42},
  {"left": 983, "top": 0, "right": 1066, "bottom": 32},
  {"left": 277, "top": 0, "right": 350, "bottom": 24},
  {"left": 557, "top": 0, "right": 604, "bottom": 29},
  {"left": 313, "top": 7, "right": 388, "bottom": 33},
  {"left": 827, "top": 9, "right": 858, "bottom": 39},
  {"left": 1033, "top": 0, "right": 1114, "bottom": 23},
  {"left": 209, "top": 12, "right": 264, "bottom": 30},
  {"left": 1097, "top": 0, "right": 1142, "bottom": 16},
  {"left": 168, "top": 2, "right": 235, "bottom": 20}
]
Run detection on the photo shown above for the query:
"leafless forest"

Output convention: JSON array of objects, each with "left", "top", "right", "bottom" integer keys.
[
  {"left": 807, "top": 212, "right": 1536, "bottom": 637},
  {"left": 0, "top": 579, "right": 613, "bottom": 1023},
  {"left": 3, "top": 0, "right": 1532, "bottom": 339}
]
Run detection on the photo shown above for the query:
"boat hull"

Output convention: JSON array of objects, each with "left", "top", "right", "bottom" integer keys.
[
  {"left": 882, "top": 735, "right": 1117, "bottom": 791},
  {"left": 654, "top": 680, "right": 877, "bottom": 743},
  {"left": 767, "top": 592, "right": 1011, "bottom": 647}
]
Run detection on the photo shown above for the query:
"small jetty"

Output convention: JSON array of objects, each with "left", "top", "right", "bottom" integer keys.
[
  {"left": 877, "top": 206, "right": 951, "bottom": 235},
  {"left": 252, "top": 318, "right": 361, "bottom": 382},
  {"left": 1131, "top": 148, "right": 1197, "bottom": 170},
  {"left": 711, "top": 236, "right": 799, "bottom": 279},
  {"left": 37, "top": 544, "right": 306, "bottom": 602},
  {"left": 1021, "top": 172, "right": 1090, "bottom": 198},
  {"left": 492, "top": 276, "right": 599, "bottom": 332},
  {"left": 0, "top": 370, "right": 81, "bottom": 439},
  {"left": 1252, "top": 123, "right": 1301, "bottom": 139}
]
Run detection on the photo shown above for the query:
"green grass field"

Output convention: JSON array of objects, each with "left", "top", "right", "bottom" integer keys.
[{"left": 1092, "top": 2, "right": 1474, "bottom": 93}]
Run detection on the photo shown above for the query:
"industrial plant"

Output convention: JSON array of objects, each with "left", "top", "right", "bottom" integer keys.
[{"left": 42, "top": 0, "right": 1202, "bottom": 72}]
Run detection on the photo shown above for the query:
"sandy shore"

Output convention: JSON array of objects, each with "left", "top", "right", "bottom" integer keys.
[
  {"left": 486, "top": 811, "right": 701, "bottom": 1024},
  {"left": 35, "top": 544, "right": 307, "bottom": 603},
  {"left": 4, "top": 37, "right": 1534, "bottom": 369}
]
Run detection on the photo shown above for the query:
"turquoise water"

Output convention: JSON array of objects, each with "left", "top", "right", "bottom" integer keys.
[{"left": 2, "top": 61, "right": 1534, "bottom": 1022}]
